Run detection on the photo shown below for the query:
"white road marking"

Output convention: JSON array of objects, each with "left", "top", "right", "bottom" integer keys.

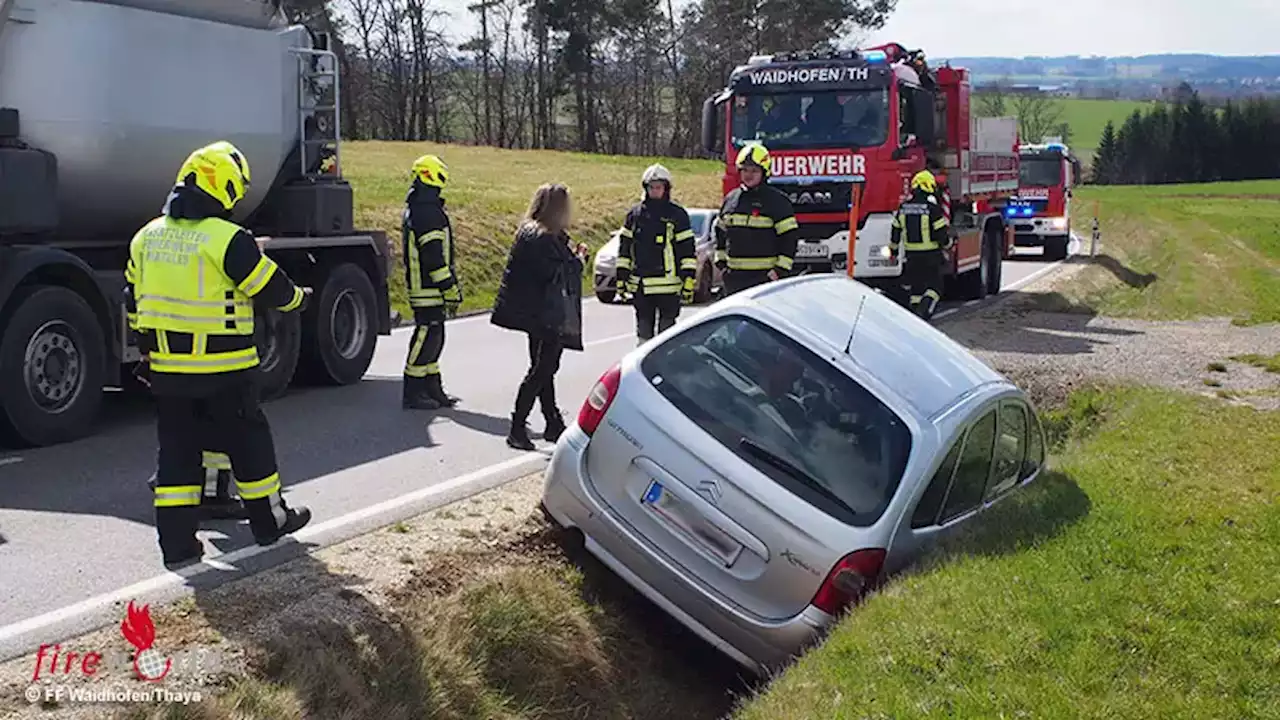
[
  {"left": 0, "top": 452, "right": 546, "bottom": 652},
  {"left": 0, "top": 457, "right": 23, "bottom": 468}
]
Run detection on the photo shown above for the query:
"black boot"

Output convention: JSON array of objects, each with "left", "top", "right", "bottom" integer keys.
[
  {"left": 162, "top": 540, "right": 204, "bottom": 570},
  {"left": 253, "top": 505, "right": 313, "bottom": 547},
  {"left": 506, "top": 415, "right": 536, "bottom": 451},
  {"left": 402, "top": 376, "right": 443, "bottom": 410},
  {"left": 200, "top": 495, "right": 248, "bottom": 521},
  {"left": 426, "top": 374, "right": 459, "bottom": 408},
  {"left": 543, "top": 412, "right": 568, "bottom": 443}
]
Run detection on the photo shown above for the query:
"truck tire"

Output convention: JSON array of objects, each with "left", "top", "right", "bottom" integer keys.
[
  {"left": 298, "top": 262, "right": 378, "bottom": 386},
  {"left": 985, "top": 227, "right": 1004, "bottom": 296},
  {"left": 254, "top": 308, "right": 302, "bottom": 401},
  {"left": 1044, "top": 234, "right": 1070, "bottom": 261},
  {"left": 0, "top": 286, "right": 105, "bottom": 447},
  {"left": 952, "top": 238, "right": 990, "bottom": 302}
]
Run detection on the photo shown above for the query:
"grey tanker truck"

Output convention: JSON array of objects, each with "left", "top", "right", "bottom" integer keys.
[{"left": 0, "top": 0, "right": 393, "bottom": 446}]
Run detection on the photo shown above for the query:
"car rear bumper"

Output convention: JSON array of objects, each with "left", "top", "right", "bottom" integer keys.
[{"left": 540, "top": 426, "right": 833, "bottom": 674}]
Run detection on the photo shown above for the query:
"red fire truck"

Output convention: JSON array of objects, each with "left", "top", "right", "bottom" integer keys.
[
  {"left": 700, "top": 43, "right": 1020, "bottom": 300},
  {"left": 1007, "top": 139, "right": 1083, "bottom": 261}
]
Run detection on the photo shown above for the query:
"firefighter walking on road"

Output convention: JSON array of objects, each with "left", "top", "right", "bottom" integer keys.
[
  {"left": 889, "top": 169, "right": 953, "bottom": 321},
  {"left": 714, "top": 143, "right": 799, "bottom": 296},
  {"left": 616, "top": 164, "right": 698, "bottom": 345},
  {"left": 402, "top": 154, "right": 462, "bottom": 410},
  {"left": 125, "top": 141, "right": 312, "bottom": 569}
]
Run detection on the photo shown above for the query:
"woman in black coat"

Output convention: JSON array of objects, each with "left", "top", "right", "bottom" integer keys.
[{"left": 491, "top": 183, "right": 590, "bottom": 450}]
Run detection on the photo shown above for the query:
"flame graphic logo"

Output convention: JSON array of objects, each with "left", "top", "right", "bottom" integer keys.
[{"left": 120, "top": 601, "right": 172, "bottom": 682}]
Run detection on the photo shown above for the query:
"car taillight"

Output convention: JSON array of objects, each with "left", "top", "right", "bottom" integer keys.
[
  {"left": 810, "top": 548, "right": 887, "bottom": 615},
  {"left": 577, "top": 362, "right": 622, "bottom": 436}
]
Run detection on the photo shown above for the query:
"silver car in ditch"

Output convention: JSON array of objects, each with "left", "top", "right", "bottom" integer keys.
[{"left": 541, "top": 274, "right": 1047, "bottom": 675}]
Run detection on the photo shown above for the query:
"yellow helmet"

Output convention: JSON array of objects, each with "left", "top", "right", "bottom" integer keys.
[
  {"left": 910, "top": 170, "right": 937, "bottom": 194},
  {"left": 205, "top": 141, "right": 251, "bottom": 185},
  {"left": 411, "top": 154, "right": 448, "bottom": 189},
  {"left": 175, "top": 142, "right": 249, "bottom": 212},
  {"left": 736, "top": 143, "right": 771, "bottom": 176}
]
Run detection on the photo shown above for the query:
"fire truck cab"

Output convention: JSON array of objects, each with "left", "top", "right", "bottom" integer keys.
[
  {"left": 700, "top": 43, "right": 1019, "bottom": 302},
  {"left": 1008, "top": 139, "right": 1082, "bottom": 261}
]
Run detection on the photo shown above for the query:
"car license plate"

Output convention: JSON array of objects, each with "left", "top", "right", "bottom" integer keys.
[
  {"left": 641, "top": 480, "right": 742, "bottom": 566},
  {"left": 796, "top": 242, "right": 830, "bottom": 258}
]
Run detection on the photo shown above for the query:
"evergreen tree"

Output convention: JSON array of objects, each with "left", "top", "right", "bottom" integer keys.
[{"left": 1092, "top": 120, "right": 1118, "bottom": 185}]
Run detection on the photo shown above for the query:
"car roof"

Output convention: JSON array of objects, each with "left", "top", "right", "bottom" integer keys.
[{"left": 722, "top": 275, "right": 1009, "bottom": 420}]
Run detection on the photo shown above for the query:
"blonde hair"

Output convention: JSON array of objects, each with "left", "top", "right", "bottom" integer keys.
[{"left": 522, "top": 183, "right": 572, "bottom": 235}]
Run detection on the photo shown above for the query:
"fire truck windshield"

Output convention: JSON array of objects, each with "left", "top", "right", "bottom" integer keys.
[
  {"left": 1019, "top": 156, "right": 1063, "bottom": 187},
  {"left": 731, "top": 89, "right": 889, "bottom": 150}
]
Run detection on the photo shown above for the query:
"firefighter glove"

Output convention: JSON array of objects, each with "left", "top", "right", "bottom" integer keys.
[
  {"left": 299, "top": 287, "right": 313, "bottom": 312},
  {"left": 681, "top": 277, "right": 695, "bottom": 304},
  {"left": 715, "top": 258, "right": 728, "bottom": 272},
  {"left": 443, "top": 285, "right": 462, "bottom": 304}
]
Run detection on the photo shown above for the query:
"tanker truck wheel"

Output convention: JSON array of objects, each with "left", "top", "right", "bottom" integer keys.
[
  {"left": 0, "top": 286, "right": 105, "bottom": 447},
  {"left": 254, "top": 308, "right": 302, "bottom": 401},
  {"left": 298, "top": 263, "right": 378, "bottom": 386}
]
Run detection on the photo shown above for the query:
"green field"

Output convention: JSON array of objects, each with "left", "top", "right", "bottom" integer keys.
[
  {"left": 735, "top": 386, "right": 1280, "bottom": 719},
  {"left": 342, "top": 142, "right": 724, "bottom": 318},
  {"left": 1058, "top": 98, "right": 1154, "bottom": 153},
  {"left": 1061, "top": 180, "right": 1280, "bottom": 325}
]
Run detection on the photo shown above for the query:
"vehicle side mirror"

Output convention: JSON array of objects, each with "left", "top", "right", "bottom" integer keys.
[{"left": 701, "top": 96, "right": 722, "bottom": 158}]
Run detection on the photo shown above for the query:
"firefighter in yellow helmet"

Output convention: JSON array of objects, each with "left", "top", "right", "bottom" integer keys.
[
  {"left": 125, "top": 141, "right": 312, "bottom": 568},
  {"left": 401, "top": 154, "right": 461, "bottom": 410},
  {"left": 615, "top": 164, "right": 698, "bottom": 345},
  {"left": 713, "top": 143, "right": 799, "bottom": 296},
  {"left": 888, "top": 169, "right": 953, "bottom": 321}
]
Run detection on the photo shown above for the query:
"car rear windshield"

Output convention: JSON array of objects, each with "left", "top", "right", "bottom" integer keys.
[{"left": 640, "top": 314, "right": 913, "bottom": 526}]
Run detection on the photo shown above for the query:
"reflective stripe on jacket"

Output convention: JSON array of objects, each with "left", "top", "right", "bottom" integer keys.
[
  {"left": 617, "top": 199, "right": 697, "bottom": 296},
  {"left": 714, "top": 184, "right": 799, "bottom": 272}
]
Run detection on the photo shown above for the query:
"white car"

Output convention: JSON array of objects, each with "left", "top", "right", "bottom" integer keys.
[
  {"left": 593, "top": 208, "right": 721, "bottom": 304},
  {"left": 541, "top": 273, "right": 1047, "bottom": 675}
]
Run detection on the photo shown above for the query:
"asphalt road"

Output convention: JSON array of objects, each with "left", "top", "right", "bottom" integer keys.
[{"left": 0, "top": 249, "right": 1065, "bottom": 661}]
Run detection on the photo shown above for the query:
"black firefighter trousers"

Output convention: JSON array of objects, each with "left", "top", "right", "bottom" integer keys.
[
  {"left": 899, "top": 249, "right": 946, "bottom": 321},
  {"left": 633, "top": 292, "right": 680, "bottom": 344},
  {"left": 152, "top": 378, "right": 292, "bottom": 562},
  {"left": 722, "top": 268, "right": 773, "bottom": 297}
]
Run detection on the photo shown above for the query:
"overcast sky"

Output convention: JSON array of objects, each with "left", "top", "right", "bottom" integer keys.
[{"left": 420, "top": 0, "right": 1277, "bottom": 58}]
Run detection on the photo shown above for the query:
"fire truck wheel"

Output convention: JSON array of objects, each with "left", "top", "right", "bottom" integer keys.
[
  {"left": 298, "top": 263, "right": 379, "bottom": 386},
  {"left": 1044, "top": 235, "right": 1070, "bottom": 262},
  {"left": 984, "top": 228, "right": 1004, "bottom": 296}
]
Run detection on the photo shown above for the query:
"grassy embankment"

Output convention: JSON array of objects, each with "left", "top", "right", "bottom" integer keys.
[
  {"left": 1046, "top": 180, "right": 1280, "bottom": 326},
  {"left": 342, "top": 142, "right": 724, "bottom": 318},
  {"left": 735, "top": 180, "right": 1280, "bottom": 719}
]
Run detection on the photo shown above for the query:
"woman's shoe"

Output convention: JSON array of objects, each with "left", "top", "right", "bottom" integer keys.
[
  {"left": 506, "top": 418, "right": 536, "bottom": 451},
  {"left": 543, "top": 415, "right": 568, "bottom": 443}
]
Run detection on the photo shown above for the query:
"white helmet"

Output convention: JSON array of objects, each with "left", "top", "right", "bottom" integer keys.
[{"left": 641, "top": 163, "right": 673, "bottom": 189}]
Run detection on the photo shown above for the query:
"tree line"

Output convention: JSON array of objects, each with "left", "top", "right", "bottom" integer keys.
[
  {"left": 1090, "top": 83, "right": 1280, "bottom": 185},
  {"left": 279, "top": 0, "right": 896, "bottom": 157}
]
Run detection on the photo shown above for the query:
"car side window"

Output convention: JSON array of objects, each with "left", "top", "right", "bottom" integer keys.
[
  {"left": 987, "top": 401, "right": 1027, "bottom": 500},
  {"left": 910, "top": 440, "right": 961, "bottom": 529},
  {"left": 939, "top": 409, "right": 997, "bottom": 524},
  {"left": 1022, "top": 406, "right": 1046, "bottom": 481}
]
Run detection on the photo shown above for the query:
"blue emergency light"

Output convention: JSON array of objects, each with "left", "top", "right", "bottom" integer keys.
[
  {"left": 1046, "top": 143, "right": 1066, "bottom": 152},
  {"left": 862, "top": 50, "right": 887, "bottom": 64}
]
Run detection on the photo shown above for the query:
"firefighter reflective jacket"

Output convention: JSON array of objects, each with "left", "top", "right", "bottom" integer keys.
[
  {"left": 889, "top": 188, "right": 952, "bottom": 253},
  {"left": 616, "top": 198, "right": 697, "bottom": 296},
  {"left": 714, "top": 184, "right": 799, "bottom": 273},
  {"left": 126, "top": 216, "right": 304, "bottom": 375},
  {"left": 403, "top": 185, "right": 457, "bottom": 309}
]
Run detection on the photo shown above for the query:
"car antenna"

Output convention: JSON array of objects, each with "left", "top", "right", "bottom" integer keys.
[{"left": 844, "top": 295, "right": 866, "bottom": 355}]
